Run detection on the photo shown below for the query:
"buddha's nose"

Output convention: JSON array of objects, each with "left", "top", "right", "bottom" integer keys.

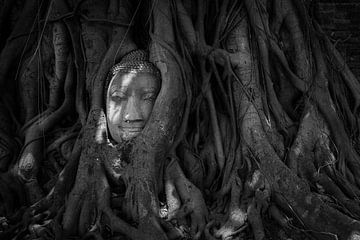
[{"left": 123, "top": 97, "right": 143, "bottom": 123}]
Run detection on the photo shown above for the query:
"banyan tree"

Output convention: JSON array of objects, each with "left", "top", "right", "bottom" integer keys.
[{"left": 0, "top": 0, "right": 360, "bottom": 239}]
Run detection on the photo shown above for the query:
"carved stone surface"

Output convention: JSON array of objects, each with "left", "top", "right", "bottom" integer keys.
[{"left": 106, "top": 72, "right": 160, "bottom": 142}]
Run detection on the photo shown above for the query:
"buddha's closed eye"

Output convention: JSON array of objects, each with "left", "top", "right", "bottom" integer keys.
[
  {"left": 111, "top": 92, "right": 127, "bottom": 101},
  {"left": 142, "top": 92, "right": 156, "bottom": 101}
]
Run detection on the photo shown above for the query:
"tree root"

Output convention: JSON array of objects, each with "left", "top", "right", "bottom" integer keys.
[
  {"left": 165, "top": 158, "right": 208, "bottom": 239},
  {"left": 51, "top": 21, "right": 70, "bottom": 109},
  {"left": 4, "top": 1, "right": 360, "bottom": 240},
  {"left": 16, "top": 57, "right": 75, "bottom": 204},
  {"left": 177, "top": 141, "right": 204, "bottom": 190}
]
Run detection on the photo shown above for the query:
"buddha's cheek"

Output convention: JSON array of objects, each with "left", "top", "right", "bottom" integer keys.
[
  {"left": 107, "top": 101, "right": 124, "bottom": 143},
  {"left": 141, "top": 102, "right": 155, "bottom": 123}
]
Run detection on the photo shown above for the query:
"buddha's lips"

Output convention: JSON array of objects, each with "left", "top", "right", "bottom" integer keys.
[{"left": 119, "top": 127, "right": 143, "bottom": 132}]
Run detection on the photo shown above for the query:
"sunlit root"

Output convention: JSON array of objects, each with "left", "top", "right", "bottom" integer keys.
[
  {"left": 165, "top": 165, "right": 181, "bottom": 221},
  {"left": 214, "top": 175, "right": 245, "bottom": 239},
  {"left": 165, "top": 158, "right": 208, "bottom": 239}
]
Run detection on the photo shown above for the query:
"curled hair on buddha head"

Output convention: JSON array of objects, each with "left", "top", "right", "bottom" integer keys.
[{"left": 104, "top": 49, "right": 161, "bottom": 96}]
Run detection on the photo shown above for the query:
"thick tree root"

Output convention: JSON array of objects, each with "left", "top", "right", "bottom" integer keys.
[{"left": 165, "top": 158, "right": 208, "bottom": 239}]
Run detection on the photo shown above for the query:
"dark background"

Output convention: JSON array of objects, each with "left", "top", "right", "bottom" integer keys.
[{"left": 317, "top": 0, "right": 360, "bottom": 78}]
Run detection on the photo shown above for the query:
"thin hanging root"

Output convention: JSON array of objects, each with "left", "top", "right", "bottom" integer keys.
[
  {"left": 176, "top": 0, "right": 196, "bottom": 51},
  {"left": 219, "top": 115, "right": 239, "bottom": 189},
  {"left": 314, "top": 22, "right": 360, "bottom": 113},
  {"left": 270, "top": 0, "right": 284, "bottom": 35},
  {"left": 17, "top": 58, "right": 75, "bottom": 203},
  {"left": 269, "top": 39, "right": 307, "bottom": 91},
  {"left": 80, "top": 22, "right": 108, "bottom": 94},
  {"left": 212, "top": 0, "right": 230, "bottom": 47},
  {"left": 210, "top": 59, "right": 232, "bottom": 117},
  {"left": 314, "top": 140, "right": 360, "bottom": 199},
  {"left": 329, "top": 76, "right": 357, "bottom": 132},
  {"left": 315, "top": 172, "right": 360, "bottom": 218},
  {"left": 195, "top": 0, "right": 206, "bottom": 45},
  {"left": 200, "top": 140, "right": 218, "bottom": 188},
  {"left": 310, "top": 36, "right": 360, "bottom": 183},
  {"left": 203, "top": 68, "right": 225, "bottom": 172},
  {"left": 18, "top": 55, "right": 40, "bottom": 123},
  {"left": 168, "top": 50, "right": 192, "bottom": 154},
  {"left": 64, "top": 18, "right": 87, "bottom": 125},
  {"left": 272, "top": 0, "right": 311, "bottom": 83}
]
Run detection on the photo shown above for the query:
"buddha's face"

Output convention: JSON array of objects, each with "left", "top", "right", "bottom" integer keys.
[{"left": 106, "top": 72, "right": 160, "bottom": 142}]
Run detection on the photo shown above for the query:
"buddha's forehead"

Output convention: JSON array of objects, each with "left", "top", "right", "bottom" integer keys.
[{"left": 109, "top": 72, "right": 160, "bottom": 91}]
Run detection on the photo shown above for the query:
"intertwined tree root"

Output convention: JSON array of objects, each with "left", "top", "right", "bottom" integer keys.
[{"left": 1, "top": 0, "right": 360, "bottom": 239}]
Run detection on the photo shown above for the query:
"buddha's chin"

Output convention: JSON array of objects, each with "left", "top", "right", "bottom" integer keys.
[{"left": 109, "top": 127, "right": 143, "bottom": 143}]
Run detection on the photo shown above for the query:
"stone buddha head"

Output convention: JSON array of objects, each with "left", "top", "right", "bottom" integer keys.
[{"left": 105, "top": 50, "right": 161, "bottom": 143}]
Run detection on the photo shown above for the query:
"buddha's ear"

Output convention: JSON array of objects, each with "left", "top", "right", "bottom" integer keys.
[{"left": 103, "top": 108, "right": 110, "bottom": 144}]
